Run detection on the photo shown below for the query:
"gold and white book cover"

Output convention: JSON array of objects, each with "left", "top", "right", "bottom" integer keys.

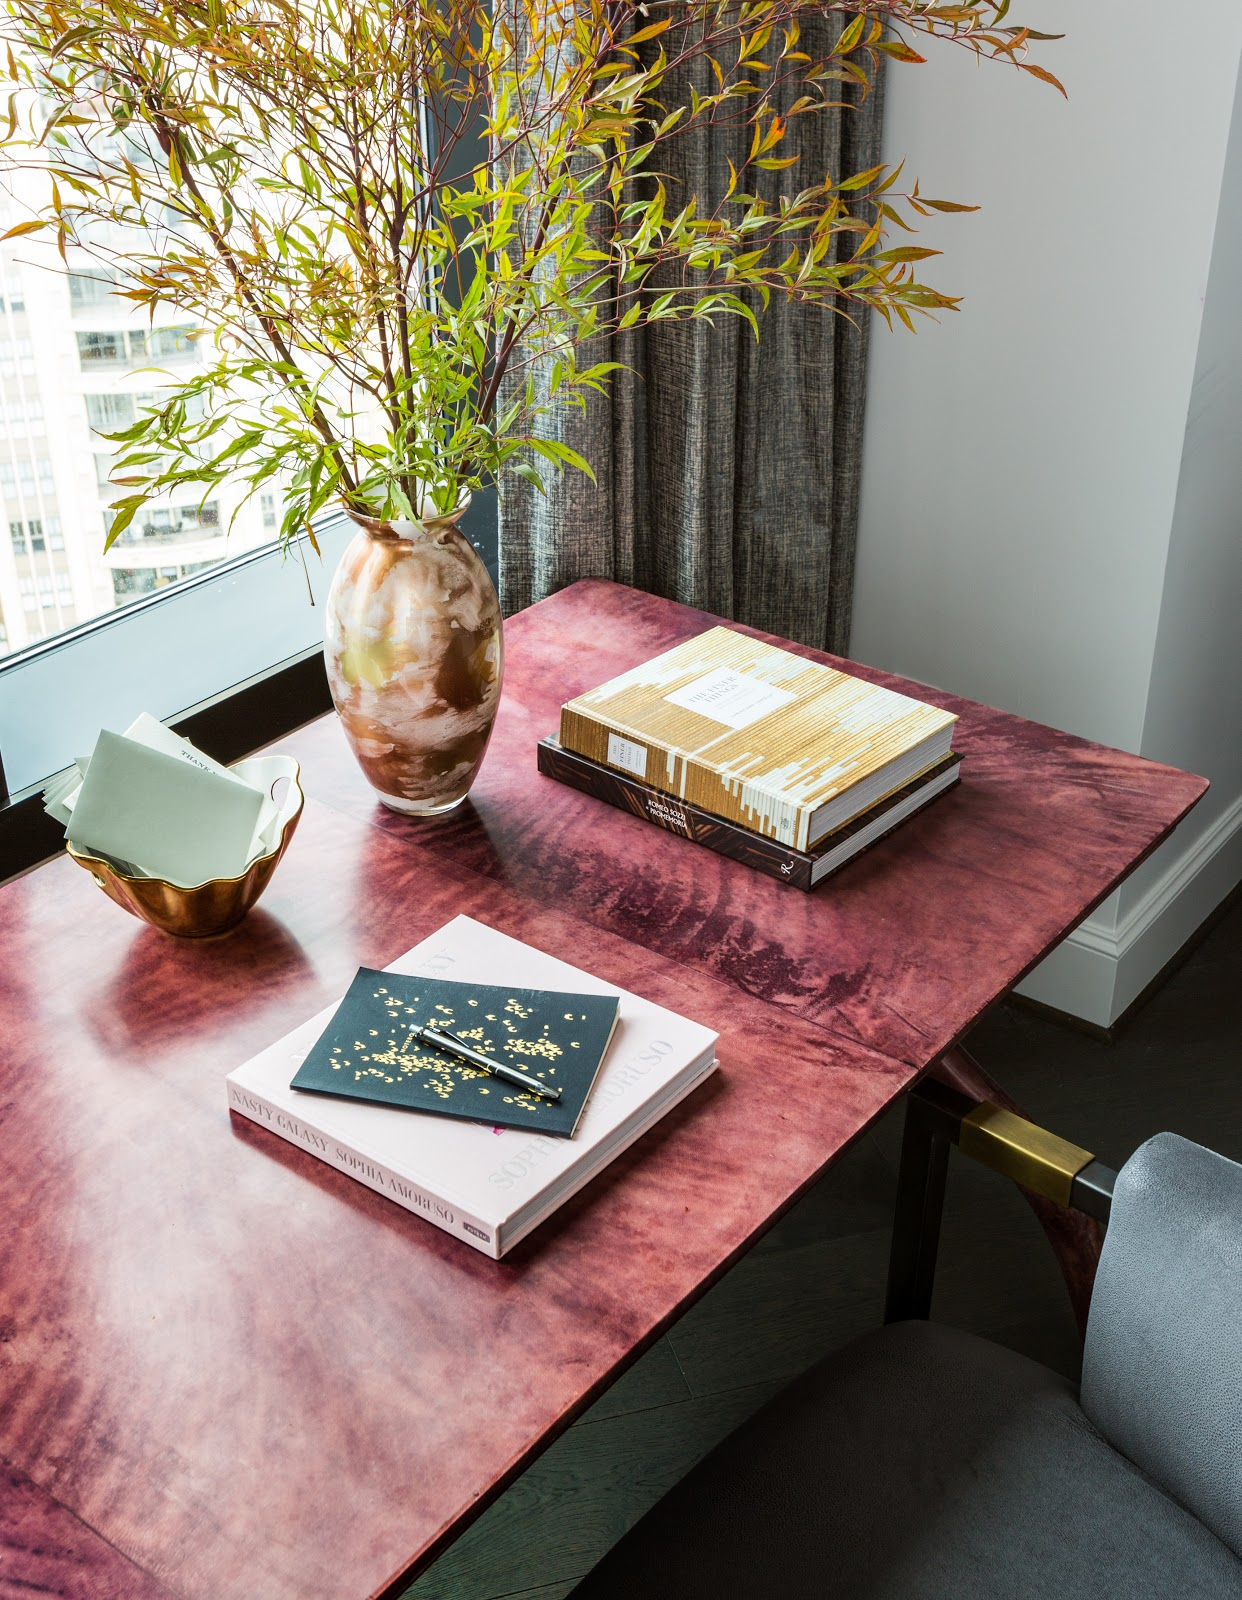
[{"left": 560, "top": 626, "right": 958, "bottom": 850}]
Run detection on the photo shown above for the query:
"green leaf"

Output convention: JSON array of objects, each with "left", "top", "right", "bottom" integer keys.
[
  {"left": 835, "top": 13, "right": 866, "bottom": 55},
  {"left": 876, "top": 39, "right": 926, "bottom": 64},
  {"left": 873, "top": 246, "right": 940, "bottom": 262},
  {"left": 510, "top": 459, "right": 546, "bottom": 495},
  {"left": 838, "top": 165, "right": 885, "bottom": 194},
  {"left": 627, "top": 18, "right": 672, "bottom": 44}
]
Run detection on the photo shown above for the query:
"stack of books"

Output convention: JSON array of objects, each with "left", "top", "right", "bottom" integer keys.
[
  {"left": 539, "top": 626, "right": 961, "bottom": 890},
  {"left": 227, "top": 915, "right": 718, "bottom": 1257}
]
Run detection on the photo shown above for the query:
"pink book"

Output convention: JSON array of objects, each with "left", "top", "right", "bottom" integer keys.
[{"left": 226, "top": 915, "right": 719, "bottom": 1257}]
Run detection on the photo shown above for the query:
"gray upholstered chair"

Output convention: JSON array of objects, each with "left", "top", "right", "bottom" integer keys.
[{"left": 569, "top": 1084, "right": 1242, "bottom": 1599}]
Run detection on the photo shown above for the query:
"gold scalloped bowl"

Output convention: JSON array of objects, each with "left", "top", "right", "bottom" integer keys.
[{"left": 67, "top": 755, "right": 305, "bottom": 938}]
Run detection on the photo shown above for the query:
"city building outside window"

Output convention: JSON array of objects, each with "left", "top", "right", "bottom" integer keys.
[{"left": 0, "top": 106, "right": 358, "bottom": 818}]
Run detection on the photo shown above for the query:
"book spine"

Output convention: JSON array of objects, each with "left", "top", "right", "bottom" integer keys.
[
  {"left": 558, "top": 704, "right": 806, "bottom": 847},
  {"left": 539, "top": 739, "right": 815, "bottom": 889},
  {"left": 226, "top": 1082, "right": 502, "bottom": 1258}
]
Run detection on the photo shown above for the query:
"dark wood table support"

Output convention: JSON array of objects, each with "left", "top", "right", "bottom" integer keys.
[{"left": 933, "top": 1043, "right": 1105, "bottom": 1336}]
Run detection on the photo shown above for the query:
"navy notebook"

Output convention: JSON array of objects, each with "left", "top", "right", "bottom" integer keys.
[{"left": 289, "top": 967, "right": 621, "bottom": 1137}]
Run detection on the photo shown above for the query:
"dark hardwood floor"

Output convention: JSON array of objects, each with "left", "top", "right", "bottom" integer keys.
[{"left": 402, "top": 896, "right": 1242, "bottom": 1600}]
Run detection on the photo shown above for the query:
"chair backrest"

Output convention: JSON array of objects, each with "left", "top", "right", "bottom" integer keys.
[{"left": 1081, "top": 1131, "right": 1242, "bottom": 1558}]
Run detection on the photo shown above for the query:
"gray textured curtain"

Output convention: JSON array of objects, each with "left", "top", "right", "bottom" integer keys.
[{"left": 498, "top": 22, "right": 885, "bottom": 654}]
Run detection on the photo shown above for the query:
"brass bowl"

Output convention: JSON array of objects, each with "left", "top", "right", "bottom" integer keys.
[{"left": 67, "top": 755, "right": 304, "bottom": 938}]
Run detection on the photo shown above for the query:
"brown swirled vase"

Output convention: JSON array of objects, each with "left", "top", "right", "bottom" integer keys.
[{"left": 324, "top": 506, "right": 504, "bottom": 815}]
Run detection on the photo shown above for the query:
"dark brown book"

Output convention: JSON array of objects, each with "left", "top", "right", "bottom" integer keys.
[{"left": 537, "top": 737, "right": 961, "bottom": 891}]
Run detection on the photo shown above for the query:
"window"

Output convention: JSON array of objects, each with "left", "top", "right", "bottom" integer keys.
[
  {"left": 124, "top": 501, "right": 222, "bottom": 545},
  {"left": 142, "top": 326, "right": 198, "bottom": 361},
  {"left": 0, "top": 337, "right": 30, "bottom": 374},
  {"left": 0, "top": 400, "right": 41, "bottom": 434},
  {"left": 68, "top": 269, "right": 119, "bottom": 308},
  {"left": 0, "top": 113, "right": 437, "bottom": 841},
  {"left": 76, "top": 330, "right": 128, "bottom": 365},
  {"left": 15, "top": 399, "right": 43, "bottom": 432},
  {"left": 0, "top": 207, "right": 322, "bottom": 736},
  {"left": 0, "top": 512, "right": 368, "bottom": 812},
  {"left": 112, "top": 567, "right": 156, "bottom": 600},
  {"left": 85, "top": 393, "right": 136, "bottom": 432},
  {"left": 0, "top": 339, "right": 24, "bottom": 375}
]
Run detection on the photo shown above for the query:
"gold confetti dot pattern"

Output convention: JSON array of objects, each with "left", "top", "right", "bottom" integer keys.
[{"left": 295, "top": 973, "right": 617, "bottom": 1127}]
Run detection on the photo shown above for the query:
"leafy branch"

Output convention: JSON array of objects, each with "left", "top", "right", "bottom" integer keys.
[{"left": 0, "top": 0, "right": 1062, "bottom": 548}]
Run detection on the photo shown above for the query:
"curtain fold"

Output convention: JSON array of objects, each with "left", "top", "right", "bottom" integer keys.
[{"left": 498, "top": 23, "right": 885, "bottom": 655}]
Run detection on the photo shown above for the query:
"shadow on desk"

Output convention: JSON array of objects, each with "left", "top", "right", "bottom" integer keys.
[{"left": 84, "top": 909, "right": 312, "bottom": 1061}]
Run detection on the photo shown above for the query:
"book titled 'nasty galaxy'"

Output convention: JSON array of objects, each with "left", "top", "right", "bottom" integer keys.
[{"left": 226, "top": 916, "right": 719, "bottom": 1257}]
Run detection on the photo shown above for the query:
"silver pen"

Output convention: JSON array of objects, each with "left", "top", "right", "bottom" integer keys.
[{"left": 408, "top": 1021, "right": 563, "bottom": 1102}]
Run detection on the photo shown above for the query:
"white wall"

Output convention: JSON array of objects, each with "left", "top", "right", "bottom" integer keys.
[
  {"left": 1103, "top": 52, "right": 1242, "bottom": 1005},
  {"left": 850, "top": 2, "right": 1242, "bottom": 1025}
]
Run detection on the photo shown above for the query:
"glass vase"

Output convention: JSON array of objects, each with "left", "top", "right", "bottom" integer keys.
[{"left": 324, "top": 505, "right": 503, "bottom": 815}]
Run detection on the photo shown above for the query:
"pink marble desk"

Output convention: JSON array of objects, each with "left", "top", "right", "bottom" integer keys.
[{"left": 0, "top": 580, "right": 1204, "bottom": 1600}]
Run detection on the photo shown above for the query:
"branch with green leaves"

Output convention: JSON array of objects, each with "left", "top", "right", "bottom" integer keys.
[{"left": 0, "top": 0, "right": 1062, "bottom": 548}]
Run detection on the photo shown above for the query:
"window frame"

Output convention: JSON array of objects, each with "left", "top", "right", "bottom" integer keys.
[{"left": 0, "top": 489, "right": 496, "bottom": 881}]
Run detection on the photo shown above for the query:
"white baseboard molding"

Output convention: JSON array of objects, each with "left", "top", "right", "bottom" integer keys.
[{"left": 1016, "top": 790, "right": 1242, "bottom": 1028}]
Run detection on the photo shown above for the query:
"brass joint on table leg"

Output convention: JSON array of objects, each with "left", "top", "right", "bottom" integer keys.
[{"left": 958, "top": 1103, "right": 1095, "bottom": 1208}]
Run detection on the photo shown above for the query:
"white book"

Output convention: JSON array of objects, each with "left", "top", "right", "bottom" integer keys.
[{"left": 226, "top": 916, "right": 719, "bottom": 1258}]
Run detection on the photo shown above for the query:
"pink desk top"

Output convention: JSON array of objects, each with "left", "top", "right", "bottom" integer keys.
[{"left": 0, "top": 580, "right": 1204, "bottom": 1599}]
